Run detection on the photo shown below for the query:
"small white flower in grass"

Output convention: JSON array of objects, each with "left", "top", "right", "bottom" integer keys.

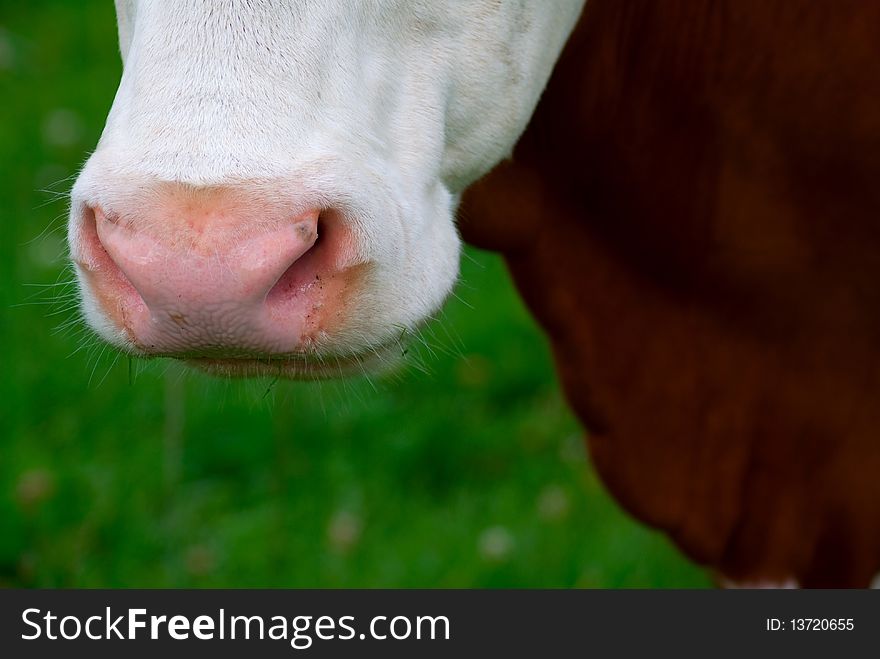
[
  {"left": 327, "top": 510, "right": 362, "bottom": 553},
  {"left": 537, "top": 484, "right": 570, "bottom": 522},
  {"left": 478, "top": 525, "right": 514, "bottom": 562}
]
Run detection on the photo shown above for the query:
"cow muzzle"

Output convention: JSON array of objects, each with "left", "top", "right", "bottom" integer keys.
[{"left": 71, "top": 184, "right": 372, "bottom": 377}]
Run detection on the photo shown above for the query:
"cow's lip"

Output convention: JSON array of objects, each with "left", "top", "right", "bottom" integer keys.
[{"left": 182, "top": 343, "right": 400, "bottom": 380}]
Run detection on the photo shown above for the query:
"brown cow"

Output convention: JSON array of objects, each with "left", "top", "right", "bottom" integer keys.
[{"left": 461, "top": 0, "right": 880, "bottom": 587}]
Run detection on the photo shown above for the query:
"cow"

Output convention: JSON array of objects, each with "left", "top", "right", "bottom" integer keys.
[
  {"left": 70, "top": 0, "right": 584, "bottom": 378},
  {"left": 461, "top": 1, "right": 880, "bottom": 588},
  {"left": 67, "top": 1, "right": 880, "bottom": 587}
]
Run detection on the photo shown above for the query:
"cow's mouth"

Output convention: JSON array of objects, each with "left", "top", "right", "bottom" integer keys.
[{"left": 182, "top": 342, "right": 402, "bottom": 380}]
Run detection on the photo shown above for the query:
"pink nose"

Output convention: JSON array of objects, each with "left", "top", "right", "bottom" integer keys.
[{"left": 79, "top": 190, "right": 350, "bottom": 357}]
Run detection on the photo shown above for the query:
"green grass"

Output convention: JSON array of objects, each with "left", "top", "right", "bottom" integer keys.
[{"left": 0, "top": 0, "right": 710, "bottom": 588}]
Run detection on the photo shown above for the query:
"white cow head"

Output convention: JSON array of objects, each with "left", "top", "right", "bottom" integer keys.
[{"left": 69, "top": 0, "right": 584, "bottom": 377}]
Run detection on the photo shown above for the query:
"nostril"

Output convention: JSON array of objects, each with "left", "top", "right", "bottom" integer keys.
[
  {"left": 72, "top": 205, "right": 151, "bottom": 344},
  {"left": 265, "top": 212, "right": 326, "bottom": 307},
  {"left": 72, "top": 205, "right": 109, "bottom": 271},
  {"left": 311, "top": 210, "right": 326, "bottom": 250},
  {"left": 75, "top": 205, "right": 133, "bottom": 284},
  {"left": 91, "top": 206, "right": 155, "bottom": 291},
  {"left": 263, "top": 208, "right": 358, "bottom": 316},
  {"left": 92, "top": 205, "right": 135, "bottom": 258}
]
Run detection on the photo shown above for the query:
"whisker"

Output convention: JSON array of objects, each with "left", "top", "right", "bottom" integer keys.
[{"left": 95, "top": 349, "right": 123, "bottom": 388}]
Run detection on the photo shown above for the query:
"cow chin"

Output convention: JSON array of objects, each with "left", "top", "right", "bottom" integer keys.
[
  {"left": 184, "top": 344, "right": 403, "bottom": 381},
  {"left": 69, "top": 173, "right": 461, "bottom": 380}
]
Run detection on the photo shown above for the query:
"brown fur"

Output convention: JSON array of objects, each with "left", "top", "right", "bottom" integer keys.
[{"left": 460, "top": 0, "right": 880, "bottom": 587}]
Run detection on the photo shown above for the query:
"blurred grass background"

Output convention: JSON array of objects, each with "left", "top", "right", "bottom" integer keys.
[{"left": 0, "top": 0, "right": 709, "bottom": 588}]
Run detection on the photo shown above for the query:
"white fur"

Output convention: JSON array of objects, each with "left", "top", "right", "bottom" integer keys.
[{"left": 70, "top": 0, "right": 585, "bottom": 358}]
